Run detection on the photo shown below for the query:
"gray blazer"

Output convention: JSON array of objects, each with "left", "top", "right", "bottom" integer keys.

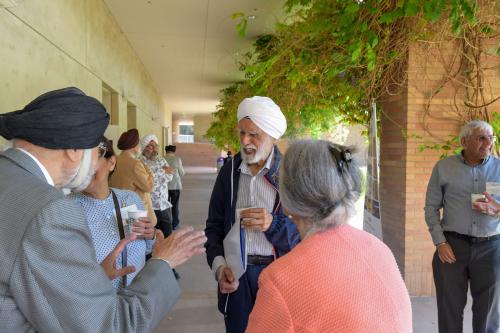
[{"left": 0, "top": 149, "right": 180, "bottom": 332}]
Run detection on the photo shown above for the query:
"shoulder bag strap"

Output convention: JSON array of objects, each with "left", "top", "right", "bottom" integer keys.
[{"left": 111, "top": 189, "right": 128, "bottom": 287}]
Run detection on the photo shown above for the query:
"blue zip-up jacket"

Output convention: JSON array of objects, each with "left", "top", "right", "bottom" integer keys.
[{"left": 205, "top": 146, "right": 300, "bottom": 269}]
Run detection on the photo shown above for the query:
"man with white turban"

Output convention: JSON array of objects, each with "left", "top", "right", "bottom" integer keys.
[
  {"left": 140, "top": 135, "right": 179, "bottom": 277},
  {"left": 139, "top": 134, "right": 174, "bottom": 234},
  {"left": 205, "top": 96, "right": 300, "bottom": 333}
]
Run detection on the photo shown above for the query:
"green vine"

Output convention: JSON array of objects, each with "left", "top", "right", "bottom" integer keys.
[{"left": 206, "top": 0, "right": 499, "bottom": 150}]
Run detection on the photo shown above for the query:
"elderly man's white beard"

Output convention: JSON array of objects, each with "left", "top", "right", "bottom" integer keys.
[
  {"left": 241, "top": 141, "right": 272, "bottom": 165},
  {"left": 63, "top": 149, "right": 96, "bottom": 192}
]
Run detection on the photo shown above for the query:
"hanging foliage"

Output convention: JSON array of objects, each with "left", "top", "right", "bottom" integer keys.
[{"left": 206, "top": 0, "right": 499, "bottom": 150}]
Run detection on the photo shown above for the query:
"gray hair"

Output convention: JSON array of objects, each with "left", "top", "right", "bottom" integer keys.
[
  {"left": 459, "top": 120, "right": 493, "bottom": 142},
  {"left": 279, "top": 140, "right": 363, "bottom": 236}
]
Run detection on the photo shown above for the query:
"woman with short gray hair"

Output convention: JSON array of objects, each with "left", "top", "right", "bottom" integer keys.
[
  {"left": 246, "top": 140, "right": 412, "bottom": 333},
  {"left": 280, "top": 140, "right": 362, "bottom": 237}
]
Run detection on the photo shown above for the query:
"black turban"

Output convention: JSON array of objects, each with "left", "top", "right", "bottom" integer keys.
[
  {"left": 165, "top": 145, "right": 176, "bottom": 153},
  {"left": 0, "top": 87, "right": 109, "bottom": 149}
]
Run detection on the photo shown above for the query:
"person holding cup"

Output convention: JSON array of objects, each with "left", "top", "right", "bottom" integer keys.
[
  {"left": 205, "top": 96, "right": 300, "bottom": 333},
  {"left": 71, "top": 136, "right": 156, "bottom": 289},
  {"left": 425, "top": 120, "right": 500, "bottom": 333}
]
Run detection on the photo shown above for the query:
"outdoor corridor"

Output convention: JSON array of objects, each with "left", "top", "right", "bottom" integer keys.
[{"left": 154, "top": 170, "right": 472, "bottom": 333}]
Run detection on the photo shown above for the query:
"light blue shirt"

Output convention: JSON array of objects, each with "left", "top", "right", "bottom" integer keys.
[
  {"left": 425, "top": 153, "right": 500, "bottom": 245},
  {"left": 71, "top": 189, "right": 154, "bottom": 289}
]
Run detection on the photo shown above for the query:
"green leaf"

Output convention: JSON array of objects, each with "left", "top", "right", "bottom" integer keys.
[
  {"left": 404, "top": 0, "right": 420, "bottom": 16},
  {"left": 366, "top": 46, "right": 376, "bottom": 71},
  {"left": 379, "top": 9, "right": 403, "bottom": 24},
  {"left": 367, "top": 31, "right": 379, "bottom": 48},
  {"left": 423, "top": 0, "right": 443, "bottom": 22},
  {"left": 350, "top": 42, "right": 363, "bottom": 63},
  {"left": 231, "top": 12, "right": 245, "bottom": 20},
  {"left": 482, "top": 24, "right": 493, "bottom": 34},
  {"left": 236, "top": 19, "right": 248, "bottom": 38},
  {"left": 345, "top": 2, "right": 359, "bottom": 15}
]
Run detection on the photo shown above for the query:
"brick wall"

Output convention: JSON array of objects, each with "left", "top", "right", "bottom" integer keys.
[{"left": 174, "top": 143, "right": 221, "bottom": 168}]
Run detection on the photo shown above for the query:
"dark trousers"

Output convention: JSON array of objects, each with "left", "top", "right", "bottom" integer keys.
[
  {"left": 168, "top": 190, "right": 181, "bottom": 230},
  {"left": 220, "top": 264, "right": 267, "bottom": 333},
  {"left": 154, "top": 209, "right": 173, "bottom": 237},
  {"left": 433, "top": 233, "right": 500, "bottom": 333}
]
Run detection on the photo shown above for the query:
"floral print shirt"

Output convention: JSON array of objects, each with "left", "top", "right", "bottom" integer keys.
[{"left": 140, "top": 155, "right": 173, "bottom": 211}]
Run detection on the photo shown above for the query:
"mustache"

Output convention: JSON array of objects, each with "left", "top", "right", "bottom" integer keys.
[{"left": 243, "top": 144, "right": 257, "bottom": 150}]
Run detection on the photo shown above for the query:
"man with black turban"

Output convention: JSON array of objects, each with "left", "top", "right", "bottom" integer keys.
[{"left": 0, "top": 87, "right": 207, "bottom": 332}]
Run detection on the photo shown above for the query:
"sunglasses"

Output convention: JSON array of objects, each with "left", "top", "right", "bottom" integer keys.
[{"left": 97, "top": 142, "right": 108, "bottom": 158}]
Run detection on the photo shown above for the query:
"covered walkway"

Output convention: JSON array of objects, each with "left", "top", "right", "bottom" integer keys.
[{"left": 153, "top": 171, "right": 472, "bottom": 333}]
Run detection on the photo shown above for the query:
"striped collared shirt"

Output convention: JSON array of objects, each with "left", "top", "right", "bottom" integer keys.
[{"left": 237, "top": 150, "right": 276, "bottom": 256}]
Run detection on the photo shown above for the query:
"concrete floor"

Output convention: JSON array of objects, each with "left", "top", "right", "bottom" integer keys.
[{"left": 154, "top": 171, "right": 473, "bottom": 333}]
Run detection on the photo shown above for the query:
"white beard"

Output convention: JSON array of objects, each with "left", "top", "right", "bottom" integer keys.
[
  {"left": 63, "top": 149, "right": 96, "bottom": 192},
  {"left": 241, "top": 142, "right": 269, "bottom": 164}
]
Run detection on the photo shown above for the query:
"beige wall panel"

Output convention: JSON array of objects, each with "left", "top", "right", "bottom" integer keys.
[
  {"left": 0, "top": 1, "right": 172, "bottom": 149},
  {"left": 85, "top": 0, "right": 170, "bottom": 129},
  {"left": 6, "top": 0, "right": 88, "bottom": 65},
  {"left": 0, "top": 9, "right": 98, "bottom": 147}
]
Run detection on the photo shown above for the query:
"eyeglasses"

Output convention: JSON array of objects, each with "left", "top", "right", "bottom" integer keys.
[
  {"left": 97, "top": 142, "right": 107, "bottom": 158},
  {"left": 473, "top": 135, "right": 497, "bottom": 143}
]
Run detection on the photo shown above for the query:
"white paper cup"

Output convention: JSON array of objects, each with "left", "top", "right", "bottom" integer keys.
[
  {"left": 126, "top": 210, "right": 148, "bottom": 235},
  {"left": 471, "top": 193, "right": 487, "bottom": 207}
]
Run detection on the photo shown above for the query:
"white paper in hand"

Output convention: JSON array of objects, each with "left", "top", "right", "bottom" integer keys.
[
  {"left": 486, "top": 182, "right": 500, "bottom": 195},
  {"left": 223, "top": 208, "right": 247, "bottom": 280}
]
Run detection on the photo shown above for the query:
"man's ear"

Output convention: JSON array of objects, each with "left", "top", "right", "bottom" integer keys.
[
  {"left": 63, "top": 149, "right": 83, "bottom": 163},
  {"left": 460, "top": 136, "right": 467, "bottom": 148},
  {"left": 109, "top": 155, "right": 117, "bottom": 172}
]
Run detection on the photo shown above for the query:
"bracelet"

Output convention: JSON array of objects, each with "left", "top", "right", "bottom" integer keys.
[{"left": 436, "top": 241, "right": 448, "bottom": 248}]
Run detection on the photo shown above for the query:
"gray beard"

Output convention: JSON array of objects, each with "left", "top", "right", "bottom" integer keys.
[{"left": 143, "top": 151, "right": 158, "bottom": 160}]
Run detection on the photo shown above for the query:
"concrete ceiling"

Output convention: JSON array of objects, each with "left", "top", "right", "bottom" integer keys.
[{"left": 104, "top": 0, "right": 285, "bottom": 119}]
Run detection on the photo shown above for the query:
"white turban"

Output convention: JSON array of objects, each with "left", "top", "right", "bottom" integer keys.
[
  {"left": 140, "top": 134, "right": 159, "bottom": 151},
  {"left": 237, "top": 96, "right": 287, "bottom": 139}
]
